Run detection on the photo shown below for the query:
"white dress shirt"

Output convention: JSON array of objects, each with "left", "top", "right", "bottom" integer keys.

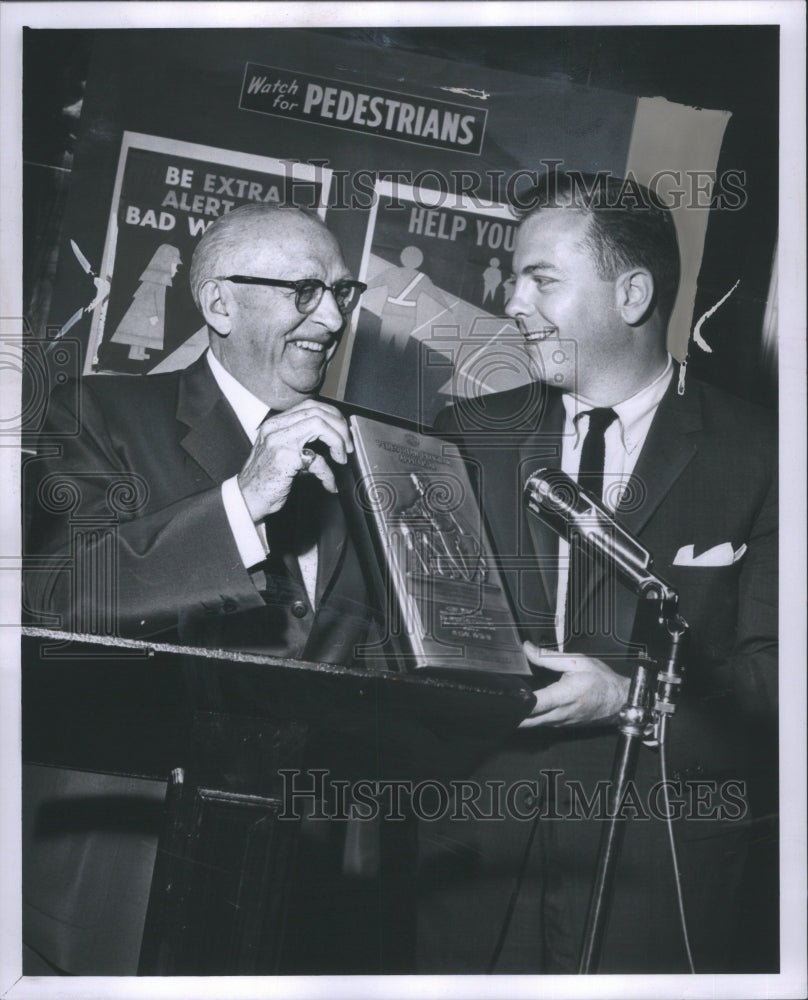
[
  {"left": 207, "top": 350, "right": 319, "bottom": 607},
  {"left": 555, "top": 355, "right": 673, "bottom": 648}
]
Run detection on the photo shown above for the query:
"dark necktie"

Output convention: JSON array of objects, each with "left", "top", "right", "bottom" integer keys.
[
  {"left": 261, "top": 475, "right": 322, "bottom": 602},
  {"left": 255, "top": 411, "right": 317, "bottom": 600},
  {"left": 576, "top": 407, "right": 618, "bottom": 501},
  {"left": 564, "top": 407, "right": 618, "bottom": 639}
]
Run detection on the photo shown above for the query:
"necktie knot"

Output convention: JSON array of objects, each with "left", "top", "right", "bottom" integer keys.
[{"left": 577, "top": 407, "right": 618, "bottom": 437}]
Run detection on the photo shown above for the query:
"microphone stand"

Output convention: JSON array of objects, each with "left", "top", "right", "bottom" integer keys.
[
  {"left": 523, "top": 470, "right": 689, "bottom": 974},
  {"left": 578, "top": 593, "right": 688, "bottom": 974}
]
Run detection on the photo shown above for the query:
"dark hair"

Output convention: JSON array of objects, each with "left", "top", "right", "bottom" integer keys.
[{"left": 515, "top": 171, "right": 681, "bottom": 323}]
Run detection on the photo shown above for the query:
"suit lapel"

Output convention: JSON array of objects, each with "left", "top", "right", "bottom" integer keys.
[
  {"left": 572, "top": 376, "right": 703, "bottom": 623},
  {"left": 616, "top": 376, "right": 702, "bottom": 535},
  {"left": 174, "top": 356, "right": 349, "bottom": 618},
  {"left": 176, "top": 354, "right": 252, "bottom": 483}
]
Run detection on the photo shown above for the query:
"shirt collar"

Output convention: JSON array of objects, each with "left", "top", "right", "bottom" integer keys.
[
  {"left": 562, "top": 355, "right": 674, "bottom": 454},
  {"left": 206, "top": 349, "right": 268, "bottom": 444}
]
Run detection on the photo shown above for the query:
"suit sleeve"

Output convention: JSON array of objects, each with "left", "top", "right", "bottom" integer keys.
[
  {"left": 23, "top": 382, "right": 264, "bottom": 640},
  {"left": 725, "top": 467, "right": 778, "bottom": 722}
]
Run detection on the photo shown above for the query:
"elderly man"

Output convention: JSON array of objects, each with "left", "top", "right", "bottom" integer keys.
[
  {"left": 417, "top": 173, "right": 777, "bottom": 974},
  {"left": 23, "top": 205, "right": 376, "bottom": 974},
  {"left": 26, "top": 204, "right": 372, "bottom": 659}
]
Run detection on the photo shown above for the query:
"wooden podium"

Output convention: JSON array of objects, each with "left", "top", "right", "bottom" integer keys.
[{"left": 22, "top": 627, "right": 535, "bottom": 975}]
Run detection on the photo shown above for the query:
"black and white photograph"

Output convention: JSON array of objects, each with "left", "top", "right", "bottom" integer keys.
[{"left": 1, "top": 3, "right": 805, "bottom": 999}]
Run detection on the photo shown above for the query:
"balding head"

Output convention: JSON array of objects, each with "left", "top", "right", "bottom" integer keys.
[{"left": 189, "top": 205, "right": 337, "bottom": 310}]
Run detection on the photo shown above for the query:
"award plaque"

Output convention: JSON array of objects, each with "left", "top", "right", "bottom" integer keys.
[{"left": 347, "top": 415, "right": 531, "bottom": 676}]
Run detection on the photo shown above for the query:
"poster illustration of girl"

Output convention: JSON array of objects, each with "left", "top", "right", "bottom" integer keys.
[{"left": 109, "top": 243, "right": 182, "bottom": 360}]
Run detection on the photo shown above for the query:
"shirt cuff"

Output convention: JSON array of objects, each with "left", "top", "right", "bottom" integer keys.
[{"left": 221, "top": 476, "right": 268, "bottom": 569}]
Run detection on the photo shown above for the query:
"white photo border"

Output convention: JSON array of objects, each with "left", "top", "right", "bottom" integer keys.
[{"left": 1, "top": 4, "right": 804, "bottom": 1000}]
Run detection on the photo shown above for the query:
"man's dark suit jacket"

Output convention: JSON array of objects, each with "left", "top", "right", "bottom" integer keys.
[
  {"left": 417, "top": 372, "right": 777, "bottom": 973},
  {"left": 22, "top": 353, "right": 379, "bottom": 973},
  {"left": 25, "top": 352, "right": 376, "bottom": 660}
]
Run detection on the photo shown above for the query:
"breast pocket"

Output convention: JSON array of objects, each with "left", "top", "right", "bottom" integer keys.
[{"left": 667, "top": 562, "right": 743, "bottom": 658}]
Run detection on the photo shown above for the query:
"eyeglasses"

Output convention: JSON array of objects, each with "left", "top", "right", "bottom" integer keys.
[{"left": 219, "top": 275, "right": 367, "bottom": 315}]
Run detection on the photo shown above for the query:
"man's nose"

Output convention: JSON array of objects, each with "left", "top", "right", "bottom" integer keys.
[
  {"left": 314, "top": 288, "right": 346, "bottom": 333},
  {"left": 504, "top": 278, "right": 533, "bottom": 319}
]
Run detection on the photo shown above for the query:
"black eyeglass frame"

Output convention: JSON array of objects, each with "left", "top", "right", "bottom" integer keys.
[{"left": 218, "top": 274, "right": 367, "bottom": 315}]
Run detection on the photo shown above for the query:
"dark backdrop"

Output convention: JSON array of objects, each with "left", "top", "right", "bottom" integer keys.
[{"left": 24, "top": 25, "right": 779, "bottom": 407}]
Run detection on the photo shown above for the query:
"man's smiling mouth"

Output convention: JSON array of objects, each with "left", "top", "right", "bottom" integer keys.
[
  {"left": 291, "top": 340, "right": 328, "bottom": 354},
  {"left": 522, "top": 327, "right": 557, "bottom": 343}
]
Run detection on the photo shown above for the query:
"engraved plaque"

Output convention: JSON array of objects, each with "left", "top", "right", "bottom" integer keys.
[{"left": 349, "top": 415, "right": 530, "bottom": 675}]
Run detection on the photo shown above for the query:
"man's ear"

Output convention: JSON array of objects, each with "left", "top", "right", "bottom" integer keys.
[
  {"left": 615, "top": 268, "right": 655, "bottom": 325},
  {"left": 197, "top": 278, "right": 234, "bottom": 336}
]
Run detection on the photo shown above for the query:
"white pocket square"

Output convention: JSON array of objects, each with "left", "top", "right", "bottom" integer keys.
[{"left": 673, "top": 542, "right": 747, "bottom": 567}]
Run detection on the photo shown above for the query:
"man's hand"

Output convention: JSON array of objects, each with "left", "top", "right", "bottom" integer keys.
[
  {"left": 518, "top": 641, "right": 630, "bottom": 728},
  {"left": 237, "top": 399, "right": 352, "bottom": 521}
]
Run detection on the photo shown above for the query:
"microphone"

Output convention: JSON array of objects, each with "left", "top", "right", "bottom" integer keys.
[{"left": 523, "top": 468, "right": 676, "bottom": 601}]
